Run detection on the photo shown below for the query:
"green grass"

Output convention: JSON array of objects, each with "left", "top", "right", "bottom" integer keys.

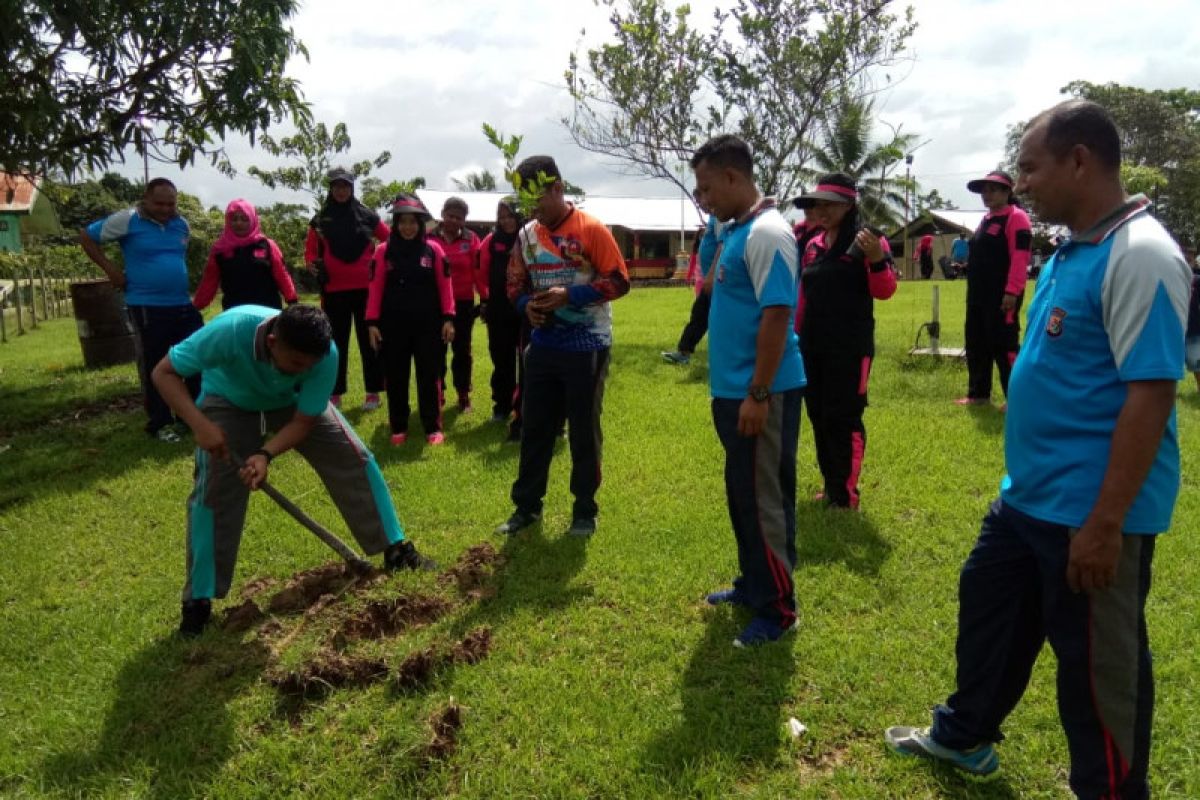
[{"left": 1, "top": 282, "right": 1198, "bottom": 798}]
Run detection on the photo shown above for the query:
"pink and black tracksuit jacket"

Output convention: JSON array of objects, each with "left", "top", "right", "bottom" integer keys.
[
  {"left": 193, "top": 237, "right": 298, "bottom": 311},
  {"left": 964, "top": 205, "right": 1032, "bottom": 400},
  {"left": 796, "top": 233, "right": 896, "bottom": 508}
]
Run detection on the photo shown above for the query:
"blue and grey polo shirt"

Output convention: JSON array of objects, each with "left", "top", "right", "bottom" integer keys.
[
  {"left": 85, "top": 207, "right": 191, "bottom": 306},
  {"left": 1001, "top": 196, "right": 1190, "bottom": 533}
]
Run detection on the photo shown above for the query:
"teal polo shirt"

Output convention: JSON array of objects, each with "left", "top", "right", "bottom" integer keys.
[{"left": 168, "top": 305, "right": 337, "bottom": 416}]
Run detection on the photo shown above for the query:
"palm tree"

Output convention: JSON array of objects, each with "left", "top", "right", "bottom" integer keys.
[
  {"left": 805, "top": 95, "right": 917, "bottom": 228},
  {"left": 452, "top": 170, "right": 498, "bottom": 192}
]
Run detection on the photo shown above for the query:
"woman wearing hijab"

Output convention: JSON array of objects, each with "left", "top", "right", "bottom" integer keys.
[
  {"left": 366, "top": 194, "right": 455, "bottom": 446},
  {"left": 193, "top": 199, "right": 298, "bottom": 312},
  {"left": 792, "top": 173, "right": 897, "bottom": 510},
  {"left": 304, "top": 167, "right": 390, "bottom": 409},
  {"left": 478, "top": 197, "right": 527, "bottom": 438}
]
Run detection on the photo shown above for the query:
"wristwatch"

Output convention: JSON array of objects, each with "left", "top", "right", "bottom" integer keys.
[{"left": 748, "top": 385, "right": 770, "bottom": 402}]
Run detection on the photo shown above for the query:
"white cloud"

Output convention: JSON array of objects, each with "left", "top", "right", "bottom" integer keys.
[{"left": 106, "top": 0, "right": 1200, "bottom": 220}]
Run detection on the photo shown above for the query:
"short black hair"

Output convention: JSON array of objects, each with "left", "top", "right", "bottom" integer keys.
[
  {"left": 690, "top": 135, "right": 753, "bottom": 178},
  {"left": 443, "top": 196, "right": 469, "bottom": 215},
  {"left": 274, "top": 304, "right": 332, "bottom": 357},
  {"left": 145, "top": 177, "right": 176, "bottom": 194},
  {"left": 515, "top": 156, "right": 562, "bottom": 187},
  {"left": 1029, "top": 100, "right": 1121, "bottom": 172}
]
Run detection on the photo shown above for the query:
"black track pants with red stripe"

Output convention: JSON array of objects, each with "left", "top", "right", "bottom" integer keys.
[
  {"left": 931, "top": 499, "right": 1154, "bottom": 799},
  {"left": 711, "top": 389, "right": 803, "bottom": 627}
]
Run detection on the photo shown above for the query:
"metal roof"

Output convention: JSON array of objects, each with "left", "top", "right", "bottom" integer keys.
[{"left": 0, "top": 174, "right": 39, "bottom": 214}]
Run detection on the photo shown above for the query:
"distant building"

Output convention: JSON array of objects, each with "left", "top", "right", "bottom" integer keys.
[
  {"left": 416, "top": 189, "right": 704, "bottom": 280},
  {"left": 888, "top": 210, "right": 981, "bottom": 280},
  {"left": 0, "top": 174, "right": 62, "bottom": 253}
]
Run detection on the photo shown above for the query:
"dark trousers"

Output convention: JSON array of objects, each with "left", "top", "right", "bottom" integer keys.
[
  {"left": 676, "top": 289, "right": 711, "bottom": 353},
  {"left": 964, "top": 299, "right": 1021, "bottom": 400},
  {"left": 486, "top": 311, "right": 524, "bottom": 418},
  {"left": 442, "top": 299, "right": 476, "bottom": 398},
  {"left": 931, "top": 499, "right": 1155, "bottom": 800},
  {"left": 802, "top": 346, "right": 870, "bottom": 508},
  {"left": 380, "top": 322, "right": 443, "bottom": 435},
  {"left": 128, "top": 304, "right": 204, "bottom": 434},
  {"left": 511, "top": 345, "right": 609, "bottom": 520},
  {"left": 712, "top": 388, "right": 802, "bottom": 626},
  {"left": 920, "top": 252, "right": 934, "bottom": 279},
  {"left": 322, "top": 288, "right": 381, "bottom": 397}
]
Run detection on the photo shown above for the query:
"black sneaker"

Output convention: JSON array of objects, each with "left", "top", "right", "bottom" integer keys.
[
  {"left": 495, "top": 510, "right": 540, "bottom": 535},
  {"left": 179, "top": 598, "right": 212, "bottom": 638},
  {"left": 383, "top": 540, "right": 437, "bottom": 571},
  {"left": 567, "top": 517, "right": 596, "bottom": 537}
]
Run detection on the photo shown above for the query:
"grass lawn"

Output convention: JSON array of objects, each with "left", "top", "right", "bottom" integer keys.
[{"left": 1, "top": 280, "right": 1198, "bottom": 799}]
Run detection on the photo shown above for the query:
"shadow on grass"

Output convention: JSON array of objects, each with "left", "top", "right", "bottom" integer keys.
[
  {"left": 40, "top": 633, "right": 270, "bottom": 799},
  {"left": 0, "top": 410, "right": 187, "bottom": 512},
  {"left": 617, "top": 342, "right": 710, "bottom": 385},
  {"left": 795, "top": 504, "right": 892, "bottom": 577},
  {"left": 636, "top": 611, "right": 797, "bottom": 792},
  {"left": 965, "top": 403, "right": 1005, "bottom": 436}
]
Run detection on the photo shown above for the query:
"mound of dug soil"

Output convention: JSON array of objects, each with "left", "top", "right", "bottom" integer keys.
[
  {"left": 423, "top": 702, "right": 463, "bottom": 761},
  {"left": 393, "top": 627, "right": 493, "bottom": 691},
  {"left": 221, "top": 599, "right": 266, "bottom": 633},
  {"left": 271, "top": 651, "right": 389, "bottom": 698},
  {"left": 336, "top": 595, "right": 452, "bottom": 641},
  {"left": 267, "top": 562, "right": 378, "bottom": 614},
  {"left": 438, "top": 543, "right": 504, "bottom": 599}
]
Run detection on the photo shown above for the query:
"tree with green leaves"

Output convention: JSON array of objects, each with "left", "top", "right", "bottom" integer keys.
[
  {"left": 453, "top": 171, "right": 498, "bottom": 192},
  {"left": 359, "top": 177, "right": 428, "bottom": 212},
  {"left": 1002, "top": 82, "right": 1200, "bottom": 247},
  {"left": 245, "top": 120, "right": 391, "bottom": 211},
  {"left": 805, "top": 94, "right": 917, "bottom": 227},
  {"left": 2, "top": 0, "right": 309, "bottom": 178},
  {"left": 565, "top": 0, "right": 916, "bottom": 203}
]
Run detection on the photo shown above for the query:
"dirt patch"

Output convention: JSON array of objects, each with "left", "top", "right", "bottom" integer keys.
[
  {"left": 394, "top": 647, "right": 445, "bottom": 691},
  {"left": 271, "top": 651, "right": 389, "bottom": 699},
  {"left": 239, "top": 576, "right": 279, "bottom": 600},
  {"left": 221, "top": 599, "right": 266, "bottom": 633},
  {"left": 393, "top": 627, "right": 493, "bottom": 692},
  {"left": 452, "top": 627, "right": 492, "bottom": 665},
  {"left": 422, "top": 702, "right": 463, "bottom": 761},
  {"left": 438, "top": 543, "right": 504, "bottom": 599},
  {"left": 336, "top": 594, "right": 451, "bottom": 641},
  {"left": 267, "top": 563, "right": 367, "bottom": 614}
]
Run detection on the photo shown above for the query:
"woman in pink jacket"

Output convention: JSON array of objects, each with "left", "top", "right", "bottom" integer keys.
[
  {"left": 194, "top": 199, "right": 298, "bottom": 311},
  {"left": 366, "top": 194, "right": 456, "bottom": 446},
  {"left": 305, "top": 167, "right": 390, "bottom": 410}
]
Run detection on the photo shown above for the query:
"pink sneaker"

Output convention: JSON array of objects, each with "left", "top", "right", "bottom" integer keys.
[
  {"left": 426, "top": 432, "right": 445, "bottom": 445},
  {"left": 390, "top": 432, "right": 407, "bottom": 446},
  {"left": 330, "top": 395, "right": 342, "bottom": 408},
  {"left": 363, "top": 393, "right": 381, "bottom": 411}
]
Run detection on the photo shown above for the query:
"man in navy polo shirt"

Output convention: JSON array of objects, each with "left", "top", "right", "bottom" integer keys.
[
  {"left": 81, "top": 178, "right": 204, "bottom": 442},
  {"left": 691, "top": 135, "right": 806, "bottom": 648},
  {"left": 886, "top": 101, "right": 1190, "bottom": 797}
]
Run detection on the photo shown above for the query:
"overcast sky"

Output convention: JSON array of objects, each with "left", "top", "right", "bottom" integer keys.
[{"left": 117, "top": 0, "right": 1200, "bottom": 216}]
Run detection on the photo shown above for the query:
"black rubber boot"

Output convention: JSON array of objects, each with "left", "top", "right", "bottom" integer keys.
[
  {"left": 383, "top": 540, "right": 437, "bottom": 572},
  {"left": 179, "top": 598, "right": 212, "bottom": 638}
]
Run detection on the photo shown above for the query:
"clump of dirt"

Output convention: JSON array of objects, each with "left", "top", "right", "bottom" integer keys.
[
  {"left": 222, "top": 599, "right": 266, "bottom": 633},
  {"left": 239, "top": 576, "right": 279, "bottom": 600},
  {"left": 267, "top": 563, "right": 362, "bottom": 614},
  {"left": 271, "top": 651, "right": 389, "bottom": 699},
  {"left": 336, "top": 594, "right": 452, "bottom": 641},
  {"left": 438, "top": 543, "right": 504, "bottom": 599},
  {"left": 393, "top": 627, "right": 494, "bottom": 692},
  {"left": 422, "top": 702, "right": 463, "bottom": 761},
  {"left": 452, "top": 627, "right": 492, "bottom": 665},
  {"left": 394, "top": 647, "right": 445, "bottom": 691}
]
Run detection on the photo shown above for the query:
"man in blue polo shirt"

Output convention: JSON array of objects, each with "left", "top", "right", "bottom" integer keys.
[
  {"left": 151, "top": 304, "right": 435, "bottom": 637},
  {"left": 80, "top": 178, "right": 204, "bottom": 442},
  {"left": 691, "top": 134, "right": 806, "bottom": 648},
  {"left": 886, "top": 101, "right": 1190, "bottom": 798}
]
